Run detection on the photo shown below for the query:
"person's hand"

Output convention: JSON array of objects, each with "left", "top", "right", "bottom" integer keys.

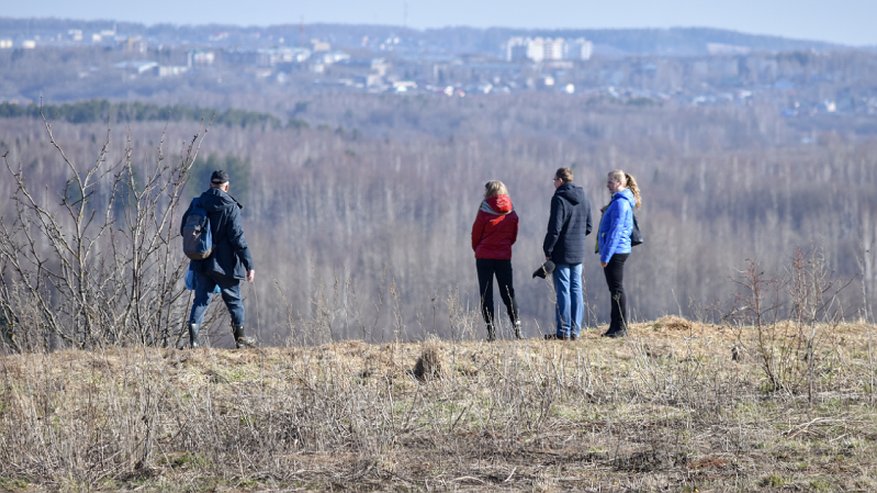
[
  {"left": 600, "top": 262, "right": 608, "bottom": 268},
  {"left": 247, "top": 269, "right": 255, "bottom": 283}
]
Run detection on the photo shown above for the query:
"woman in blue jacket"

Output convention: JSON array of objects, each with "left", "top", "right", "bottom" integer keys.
[{"left": 597, "top": 169, "right": 641, "bottom": 338}]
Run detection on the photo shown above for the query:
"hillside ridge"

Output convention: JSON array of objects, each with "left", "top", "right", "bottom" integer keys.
[{"left": 0, "top": 318, "right": 874, "bottom": 491}]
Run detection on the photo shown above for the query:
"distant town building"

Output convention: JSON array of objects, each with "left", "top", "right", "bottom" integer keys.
[
  {"left": 188, "top": 50, "right": 216, "bottom": 67},
  {"left": 565, "top": 38, "right": 593, "bottom": 61},
  {"left": 391, "top": 80, "right": 417, "bottom": 93},
  {"left": 507, "top": 42, "right": 528, "bottom": 62},
  {"left": 310, "top": 39, "right": 331, "bottom": 52},
  {"left": 124, "top": 37, "right": 147, "bottom": 54},
  {"left": 114, "top": 60, "right": 159, "bottom": 75},
  {"left": 507, "top": 37, "right": 563, "bottom": 62},
  {"left": 0, "top": 39, "right": 12, "bottom": 49},
  {"left": 21, "top": 40, "right": 36, "bottom": 49},
  {"left": 379, "top": 36, "right": 401, "bottom": 51},
  {"left": 320, "top": 51, "right": 350, "bottom": 65},
  {"left": 257, "top": 48, "right": 310, "bottom": 66},
  {"left": 371, "top": 58, "right": 390, "bottom": 77},
  {"left": 157, "top": 65, "right": 188, "bottom": 77},
  {"left": 506, "top": 37, "right": 592, "bottom": 62}
]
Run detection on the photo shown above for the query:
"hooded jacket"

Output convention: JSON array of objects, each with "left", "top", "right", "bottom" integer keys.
[
  {"left": 471, "top": 194, "right": 519, "bottom": 260},
  {"left": 597, "top": 188, "right": 635, "bottom": 264},
  {"left": 181, "top": 187, "right": 254, "bottom": 279},
  {"left": 543, "top": 183, "right": 592, "bottom": 264}
]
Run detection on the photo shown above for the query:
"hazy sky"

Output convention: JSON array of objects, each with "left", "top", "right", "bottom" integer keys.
[{"left": 5, "top": 0, "right": 875, "bottom": 46}]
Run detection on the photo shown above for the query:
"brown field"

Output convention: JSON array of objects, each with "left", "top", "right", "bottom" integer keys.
[{"left": 1, "top": 318, "right": 876, "bottom": 492}]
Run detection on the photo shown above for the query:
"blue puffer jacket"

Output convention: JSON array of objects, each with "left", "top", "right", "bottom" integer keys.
[
  {"left": 181, "top": 188, "right": 254, "bottom": 279},
  {"left": 543, "top": 183, "right": 592, "bottom": 264},
  {"left": 597, "top": 188, "right": 635, "bottom": 264}
]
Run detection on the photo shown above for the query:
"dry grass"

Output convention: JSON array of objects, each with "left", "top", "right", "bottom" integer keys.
[{"left": 1, "top": 320, "right": 876, "bottom": 491}]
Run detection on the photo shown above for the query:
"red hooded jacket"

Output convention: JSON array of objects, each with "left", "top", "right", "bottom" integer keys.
[{"left": 471, "top": 194, "right": 519, "bottom": 260}]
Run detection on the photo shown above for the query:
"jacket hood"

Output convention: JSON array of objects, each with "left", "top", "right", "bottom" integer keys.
[
  {"left": 481, "top": 194, "right": 514, "bottom": 215},
  {"left": 200, "top": 187, "right": 242, "bottom": 213},
  {"left": 613, "top": 188, "right": 636, "bottom": 208},
  {"left": 555, "top": 183, "right": 584, "bottom": 205}
]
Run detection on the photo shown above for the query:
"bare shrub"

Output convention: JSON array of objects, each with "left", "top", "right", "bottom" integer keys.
[
  {"left": 726, "top": 248, "right": 849, "bottom": 396},
  {"left": 0, "top": 117, "right": 206, "bottom": 351}
]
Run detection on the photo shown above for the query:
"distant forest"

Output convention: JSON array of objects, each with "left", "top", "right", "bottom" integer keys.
[
  {"left": 1, "top": 90, "right": 875, "bottom": 348},
  {"left": 0, "top": 100, "right": 284, "bottom": 128}
]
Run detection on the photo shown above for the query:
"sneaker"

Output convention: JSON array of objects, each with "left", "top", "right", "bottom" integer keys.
[{"left": 486, "top": 324, "right": 496, "bottom": 342}]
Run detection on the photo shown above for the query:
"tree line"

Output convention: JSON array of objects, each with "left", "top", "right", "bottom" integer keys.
[{"left": 0, "top": 100, "right": 285, "bottom": 129}]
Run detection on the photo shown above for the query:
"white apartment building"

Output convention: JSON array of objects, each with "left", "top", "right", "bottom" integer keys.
[
  {"left": 506, "top": 37, "right": 593, "bottom": 62},
  {"left": 188, "top": 50, "right": 216, "bottom": 67},
  {"left": 565, "top": 38, "right": 593, "bottom": 61}
]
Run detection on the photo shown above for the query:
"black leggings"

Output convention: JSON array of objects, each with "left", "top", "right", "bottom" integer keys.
[
  {"left": 476, "top": 259, "right": 518, "bottom": 326},
  {"left": 603, "top": 253, "right": 630, "bottom": 332}
]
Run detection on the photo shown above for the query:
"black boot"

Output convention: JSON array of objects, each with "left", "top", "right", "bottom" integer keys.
[
  {"left": 188, "top": 323, "right": 201, "bottom": 348},
  {"left": 601, "top": 327, "right": 627, "bottom": 338},
  {"left": 232, "top": 324, "right": 257, "bottom": 348},
  {"left": 486, "top": 324, "right": 496, "bottom": 342},
  {"left": 544, "top": 333, "right": 570, "bottom": 340}
]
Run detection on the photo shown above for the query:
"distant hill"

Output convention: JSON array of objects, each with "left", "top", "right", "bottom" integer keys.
[
  {"left": 553, "top": 26, "right": 840, "bottom": 56},
  {"left": 0, "top": 17, "right": 844, "bottom": 58},
  {"left": 437, "top": 26, "right": 841, "bottom": 57}
]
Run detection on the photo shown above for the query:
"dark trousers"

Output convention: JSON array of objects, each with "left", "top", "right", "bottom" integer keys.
[
  {"left": 602, "top": 253, "right": 630, "bottom": 333},
  {"left": 476, "top": 259, "right": 518, "bottom": 327}
]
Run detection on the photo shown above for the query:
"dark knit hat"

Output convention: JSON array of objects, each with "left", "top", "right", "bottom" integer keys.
[
  {"left": 532, "top": 260, "right": 555, "bottom": 279},
  {"left": 210, "top": 169, "right": 230, "bottom": 184}
]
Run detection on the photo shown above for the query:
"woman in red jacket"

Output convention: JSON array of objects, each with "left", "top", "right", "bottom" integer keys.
[{"left": 471, "top": 180, "right": 521, "bottom": 341}]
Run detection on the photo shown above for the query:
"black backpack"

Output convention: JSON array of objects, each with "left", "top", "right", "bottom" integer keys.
[
  {"left": 630, "top": 213, "right": 643, "bottom": 247},
  {"left": 182, "top": 197, "right": 213, "bottom": 260}
]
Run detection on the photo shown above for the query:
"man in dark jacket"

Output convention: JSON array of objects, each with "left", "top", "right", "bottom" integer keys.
[
  {"left": 182, "top": 170, "right": 256, "bottom": 348},
  {"left": 542, "top": 167, "right": 592, "bottom": 340}
]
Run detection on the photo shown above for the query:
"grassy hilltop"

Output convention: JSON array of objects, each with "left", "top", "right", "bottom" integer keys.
[{"left": 0, "top": 318, "right": 876, "bottom": 492}]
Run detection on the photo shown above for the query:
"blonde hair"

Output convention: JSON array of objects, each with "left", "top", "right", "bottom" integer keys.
[
  {"left": 484, "top": 180, "right": 508, "bottom": 198},
  {"left": 609, "top": 169, "right": 642, "bottom": 209},
  {"left": 555, "top": 167, "right": 574, "bottom": 183}
]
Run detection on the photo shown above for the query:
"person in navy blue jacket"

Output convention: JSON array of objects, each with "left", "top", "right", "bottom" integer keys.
[
  {"left": 542, "top": 167, "right": 592, "bottom": 340},
  {"left": 181, "top": 170, "right": 257, "bottom": 349},
  {"left": 596, "top": 169, "right": 641, "bottom": 338}
]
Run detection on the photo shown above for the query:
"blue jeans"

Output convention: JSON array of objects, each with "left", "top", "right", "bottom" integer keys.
[
  {"left": 188, "top": 269, "right": 245, "bottom": 327},
  {"left": 552, "top": 262, "right": 584, "bottom": 338}
]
